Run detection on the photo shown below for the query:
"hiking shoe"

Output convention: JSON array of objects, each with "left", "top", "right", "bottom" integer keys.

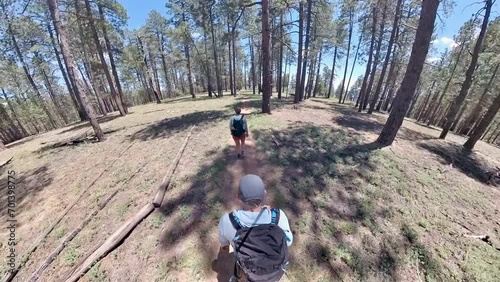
[
  {"left": 237, "top": 153, "right": 242, "bottom": 159},
  {"left": 241, "top": 151, "right": 245, "bottom": 157}
]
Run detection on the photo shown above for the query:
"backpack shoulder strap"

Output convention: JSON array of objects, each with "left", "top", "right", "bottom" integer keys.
[
  {"left": 270, "top": 208, "right": 280, "bottom": 225},
  {"left": 229, "top": 211, "right": 243, "bottom": 230}
]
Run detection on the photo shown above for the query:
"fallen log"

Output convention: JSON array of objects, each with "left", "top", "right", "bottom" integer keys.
[
  {"left": 0, "top": 156, "right": 13, "bottom": 169},
  {"left": 27, "top": 190, "right": 119, "bottom": 282},
  {"left": 1, "top": 142, "right": 136, "bottom": 282},
  {"left": 152, "top": 126, "right": 194, "bottom": 207},
  {"left": 28, "top": 155, "right": 149, "bottom": 281},
  {"left": 63, "top": 203, "right": 155, "bottom": 282}
]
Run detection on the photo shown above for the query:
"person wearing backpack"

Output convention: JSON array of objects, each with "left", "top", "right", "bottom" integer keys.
[
  {"left": 230, "top": 107, "right": 248, "bottom": 158},
  {"left": 218, "top": 174, "right": 293, "bottom": 282}
]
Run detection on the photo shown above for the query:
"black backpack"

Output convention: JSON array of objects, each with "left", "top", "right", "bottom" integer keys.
[
  {"left": 229, "top": 208, "right": 288, "bottom": 282},
  {"left": 232, "top": 115, "right": 246, "bottom": 137}
]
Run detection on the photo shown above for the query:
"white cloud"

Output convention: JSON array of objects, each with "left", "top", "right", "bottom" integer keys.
[
  {"left": 426, "top": 57, "right": 441, "bottom": 63},
  {"left": 432, "top": 36, "right": 458, "bottom": 49}
]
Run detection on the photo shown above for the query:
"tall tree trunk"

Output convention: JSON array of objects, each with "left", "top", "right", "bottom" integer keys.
[
  {"left": 262, "top": 0, "right": 271, "bottom": 113},
  {"left": 0, "top": 90, "right": 23, "bottom": 140},
  {"left": 306, "top": 50, "right": 317, "bottom": 99},
  {"left": 299, "top": 0, "right": 313, "bottom": 101},
  {"left": 137, "top": 36, "right": 161, "bottom": 103},
  {"left": 358, "top": 7, "right": 377, "bottom": 112},
  {"left": 47, "top": 0, "right": 104, "bottom": 141},
  {"left": 339, "top": 11, "right": 353, "bottom": 103},
  {"left": 377, "top": 0, "right": 439, "bottom": 146},
  {"left": 363, "top": 1, "right": 387, "bottom": 111},
  {"left": 98, "top": 3, "right": 128, "bottom": 113},
  {"left": 440, "top": 0, "right": 493, "bottom": 139},
  {"left": 463, "top": 90, "right": 500, "bottom": 150},
  {"left": 159, "top": 34, "right": 172, "bottom": 98},
  {"left": 277, "top": 11, "right": 284, "bottom": 99},
  {"left": 250, "top": 37, "right": 257, "bottom": 95},
  {"left": 460, "top": 63, "right": 499, "bottom": 135},
  {"left": 227, "top": 21, "right": 235, "bottom": 96},
  {"left": 181, "top": 11, "right": 196, "bottom": 99},
  {"left": 46, "top": 19, "right": 84, "bottom": 120},
  {"left": 327, "top": 46, "right": 337, "bottom": 99},
  {"left": 232, "top": 31, "right": 237, "bottom": 96},
  {"left": 83, "top": 0, "right": 125, "bottom": 116},
  {"left": 368, "top": 0, "right": 402, "bottom": 113},
  {"left": 1, "top": 88, "right": 27, "bottom": 136},
  {"left": 40, "top": 64, "right": 69, "bottom": 124},
  {"left": 1, "top": 4, "right": 57, "bottom": 129},
  {"left": 313, "top": 48, "right": 323, "bottom": 97},
  {"left": 427, "top": 42, "right": 465, "bottom": 126},
  {"left": 416, "top": 80, "right": 436, "bottom": 121},
  {"left": 294, "top": 1, "right": 304, "bottom": 103},
  {"left": 209, "top": 7, "right": 223, "bottom": 97},
  {"left": 344, "top": 31, "right": 363, "bottom": 104}
]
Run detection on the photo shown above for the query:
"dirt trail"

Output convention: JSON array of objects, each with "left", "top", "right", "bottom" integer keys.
[
  {"left": 212, "top": 98, "right": 268, "bottom": 281},
  {"left": 224, "top": 98, "right": 262, "bottom": 210}
]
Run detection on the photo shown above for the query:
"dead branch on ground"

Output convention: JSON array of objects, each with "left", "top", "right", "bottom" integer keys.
[{"left": 153, "top": 126, "right": 194, "bottom": 207}]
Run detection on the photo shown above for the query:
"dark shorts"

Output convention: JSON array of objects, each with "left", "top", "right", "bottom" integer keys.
[{"left": 232, "top": 135, "right": 246, "bottom": 142}]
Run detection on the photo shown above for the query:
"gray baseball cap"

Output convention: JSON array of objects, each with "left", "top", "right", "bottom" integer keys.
[{"left": 238, "top": 174, "right": 265, "bottom": 204}]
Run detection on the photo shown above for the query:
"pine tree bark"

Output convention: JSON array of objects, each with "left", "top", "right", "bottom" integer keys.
[
  {"left": 313, "top": 48, "right": 323, "bottom": 97},
  {"left": 1, "top": 88, "right": 27, "bottom": 136},
  {"left": 440, "top": 0, "right": 493, "bottom": 139},
  {"left": 460, "top": 63, "right": 499, "bottom": 136},
  {"left": 363, "top": 1, "right": 387, "bottom": 111},
  {"left": 426, "top": 42, "right": 465, "bottom": 126},
  {"left": 358, "top": 7, "right": 377, "bottom": 112},
  {"left": 368, "top": 0, "right": 402, "bottom": 113},
  {"left": 209, "top": 5, "right": 223, "bottom": 97},
  {"left": 339, "top": 11, "right": 353, "bottom": 103},
  {"left": 250, "top": 37, "right": 257, "bottom": 95},
  {"left": 83, "top": 0, "right": 125, "bottom": 116},
  {"left": 299, "top": 0, "right": 313, "bottom": 102},
  {"left": 159, "top": 34, "right": 172, "bottom": 98},
  {"left": 98, "top": 3, "right": 128, "bottom": 113},
  {"left": 227, "top": 21, "right": 235, "bottom": 96},
  {"left": 261, "top": 0, "right": 271, "bottom": 113},
  {"left": 377, "top": 0, "right": 440, "bottom": 146},
  {"left": 344, "top": 31, "right": 363, "bottom": 104},
  {"left": 1, "top": 3, "right": 58, "bottom": 129},
  {"left": 277, "top": 11, "right": 284, "bottom": 99},
  {"left": 327, "top": 46, "right": 337, "bottom": 99},
  {"left": 464, "top": 91, "right": 500, "bottom": 150},
  {"left": 46, "top": 19, "right": 84, "bottom": 120},
  {"left": 47, "top": 0, "right": 105, "bottom": 141},
  {"left": 294, "top": 1, "right": 304, "bottom": 103}
]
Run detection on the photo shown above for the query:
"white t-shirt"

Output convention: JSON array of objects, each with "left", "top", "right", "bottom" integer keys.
[{"left": 218, "top": 208, "right": 293, "bottom": 247}]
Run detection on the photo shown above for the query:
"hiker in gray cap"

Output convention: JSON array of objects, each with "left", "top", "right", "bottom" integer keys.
[{"left": 218, "top": 174, "right": 293, "bottom": 282}]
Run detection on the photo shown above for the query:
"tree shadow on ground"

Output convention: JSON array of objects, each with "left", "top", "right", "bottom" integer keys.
[
  {"left": 226, "top": 97, "right": 290, "bottom": 113},
  {"left": 417, "top": 141, "right": 498, "bottom": 186},
  {"left": 0, "top": 164, "right": 53, "bottom": 226},
  {"left": 157, "top": 146, "right": 240, "bottom": 279},
  {"left": 129, "top": 110, "right": 231, "bottom": 141},
  {"left": 57, "top": 114, "right": 122, "bottom": 135},
  {"left": 251, "top": 124, "right": 442, "bottom": 281},
  {"left": 156, "top": 121, "right": 442, "bottom": 281},
  {"left": 306, "top": 100, "right": 437, "bottom": 141}
]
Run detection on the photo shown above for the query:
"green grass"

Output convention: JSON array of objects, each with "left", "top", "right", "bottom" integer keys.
[
  {"left": 63, "top": 245, "right": 79, "bottom": 266},
  {"left": 148, "top": 213, "right": 164, "bottom": 229},
  {"left": 54, "top": 226, "right": 66, "bottom": 239},
  {"left": 179, "top": 205, "right": 193, "bottom": 221},
  {"left": 117, "top": 201, "right": 131, "bottom": 219},
  {"left": 89, "top": 262, "right": 110, "bottom": 282}
]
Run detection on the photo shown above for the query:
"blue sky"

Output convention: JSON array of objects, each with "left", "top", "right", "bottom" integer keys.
[{"left": 120, "top": 0, "right": 500, "bottom": 90}]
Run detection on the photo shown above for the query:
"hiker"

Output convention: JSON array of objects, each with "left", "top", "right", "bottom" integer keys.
[
  {"left": 218, "top": 174, "right": 293, "bottom": 282},
  {"left": 230, "top": 107, "right": 248, "bottom": 158}
]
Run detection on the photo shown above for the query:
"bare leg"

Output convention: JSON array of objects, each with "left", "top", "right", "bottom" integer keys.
[
  {"left": 234, "top": 139, "right": 241, "bottom": 156},
  {"left": 241, "top": 139, "right": 246, "bottom": 156}
]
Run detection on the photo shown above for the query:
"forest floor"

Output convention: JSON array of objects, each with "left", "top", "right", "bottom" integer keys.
[{"left": 1, "top": 92, "right": 500, "bottom": 282}]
